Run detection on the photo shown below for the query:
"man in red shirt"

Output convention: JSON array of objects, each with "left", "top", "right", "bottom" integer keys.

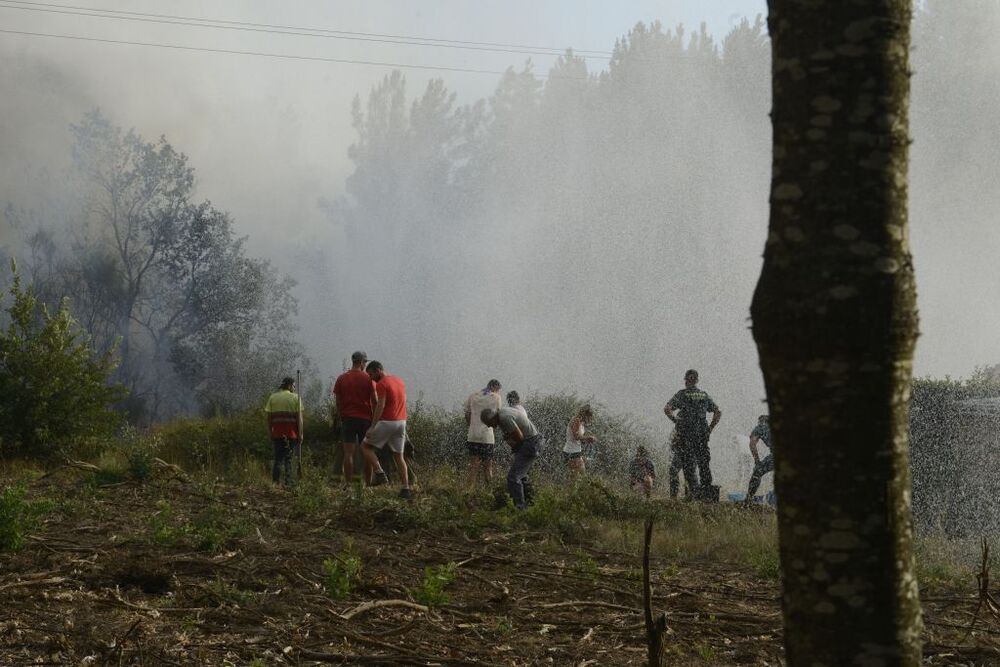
[
  {"left": 332, "top": 351, "right": 377, "bottom": 484},
  {"left": 361, "top": 361, "right": 412, "bottom": 498}
]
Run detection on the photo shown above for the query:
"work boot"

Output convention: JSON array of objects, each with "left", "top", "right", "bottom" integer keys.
[
  {"left": 399, "top": 487, "right": 413, "bottom": 500},
  {"left": 369, "top": 471, "right": 389, "bottom": 487}
]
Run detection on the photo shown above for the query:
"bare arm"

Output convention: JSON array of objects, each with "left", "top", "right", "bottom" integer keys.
[
  {"left": 663, "top": 404, "right": 677, "bottom": 422},
  {"left": 464, "top": 394, "right": 472, "bottom": 427},
  {"left": 372, "top": 393, "right": 386, "bottom": 425},
  {"left": 505, "top": 424, "right": 525, "bottom": 444},
  {"left": 709, "top": 409, "right": 721, "bottom": 432}
]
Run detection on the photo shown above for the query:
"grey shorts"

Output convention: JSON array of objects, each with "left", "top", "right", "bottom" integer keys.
[{"left": 364, "top": 420, "right": 407, "bottom": 453}]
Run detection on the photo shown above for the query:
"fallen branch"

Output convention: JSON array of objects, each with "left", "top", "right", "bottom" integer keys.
[
  {"left": 0, "top": 576, "right": 68, "bottom": 592},
  {"left": 297, "top": 647, "right": 490, "bottom": 665},
  {"left": 341, "top": 599, "right": 430, "bottom": 620},
  {"left": 537, "top": 600, "right": 638, "bottom": 613}
]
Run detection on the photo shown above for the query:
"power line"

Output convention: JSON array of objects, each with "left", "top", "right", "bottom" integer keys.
[
  {"left": 0, "top": 0, "right": 615, "bottom": 59},
  {"left": 0, "top": 27, "right": 592, "bottom": 79}
]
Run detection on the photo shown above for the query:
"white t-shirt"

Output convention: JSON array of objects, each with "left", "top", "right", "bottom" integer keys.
[
  {"left": 564, "top": 420, "right": 585, "bottom": 454},
  {"left": 465, "top": 390, "right": 501, "bottom": 444}
]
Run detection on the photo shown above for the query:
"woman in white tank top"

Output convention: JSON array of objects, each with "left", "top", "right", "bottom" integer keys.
[{"left": 564, "top": 404, "right": 597, "bottom": 479}]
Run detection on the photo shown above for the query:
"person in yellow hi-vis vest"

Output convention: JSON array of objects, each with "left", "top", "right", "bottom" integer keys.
[{"left": 264, "top": 377, "right": 303, "bottom": 486}]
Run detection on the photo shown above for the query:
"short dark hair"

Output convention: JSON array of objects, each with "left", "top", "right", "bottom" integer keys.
[
  {"left": 506, "top": 391, "right": 520, "bottom": 406},
  {"left": 366, "top": 360, "right": 384, "bottom": 373},
  {"left": 487, "top": 379, "right": 502, "bottom": 391},
  {"left": 351, "top": 350, "right": 367, "bottom": 365},
  {"left": 759, "top": 414, "right": 769, "bottom": 424},
  {"left": 280, "top": 377, "right": 295, "bottom": 389},
  {"left": 685, "top": 369, "right": 699, "bottom": 381},
  {"left": 480, "top": 407, "right": 498, "bottom": 424}
]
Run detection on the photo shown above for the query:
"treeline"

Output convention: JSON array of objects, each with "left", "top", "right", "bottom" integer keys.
[
  {"left": 313, "top": 1, "right": 1000, "bottom": 417},
  {"left": 319, "top": 18, "right": 772, "bottom": 410},
  {"left": 3, "top": 111, "right": 312, "bottom": 422}
]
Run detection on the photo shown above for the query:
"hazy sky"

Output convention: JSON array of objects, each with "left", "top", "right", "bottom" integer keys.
[
  {"left": 2, "top": 0, "right": 997, "bottom": 393},
  {"left": 0, "top": 1, "right": 765, "bottom": 248}
]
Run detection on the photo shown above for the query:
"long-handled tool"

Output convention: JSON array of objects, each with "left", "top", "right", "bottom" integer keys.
[{"left": 296, "top": 368, "right": 304, "bottom": 479}]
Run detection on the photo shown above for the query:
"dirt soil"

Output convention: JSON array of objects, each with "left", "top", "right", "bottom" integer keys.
[{"left": 2, "top": 470, "right": 999, "bottom": 666}]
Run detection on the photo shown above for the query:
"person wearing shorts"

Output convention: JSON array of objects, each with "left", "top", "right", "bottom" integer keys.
[
  {"left": 563, "top": 404, "right": 597, "bottom": 479},
  {"left": 361, "top": 361, "right": 412, "bottom": 498},
  {"left": 464, "top": 379, "right": 502, "bottom": 488},
  {"left": 629, "top": 446, "right": 656, "bottom": 497},
  {"left": 332, "top": 351, "right": 377, "bottom": 484}
]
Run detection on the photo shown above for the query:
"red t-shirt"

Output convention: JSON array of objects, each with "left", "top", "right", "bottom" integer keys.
[
  {"left": 376, "top": 374, "right": 407, "bottom": 421},
  {"left": 333, "top": 369, "right": 376, "bottom": 420}
]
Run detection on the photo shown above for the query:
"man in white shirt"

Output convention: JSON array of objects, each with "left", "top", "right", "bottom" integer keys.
[{"left": 464, "top": 379, "right": 502, "bottom": 488}]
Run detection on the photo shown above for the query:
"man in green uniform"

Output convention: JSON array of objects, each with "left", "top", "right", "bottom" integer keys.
[{"left": 663, "top": 369, "right": 721, "bottom": 500}]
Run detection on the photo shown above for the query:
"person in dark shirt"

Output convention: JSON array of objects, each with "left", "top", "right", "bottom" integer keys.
[
  {"left": 663, "top": 369, "right": 721, "bottom": 500},
  {"left": 628, "top": 446, "right": 656, "bottom": 497},
  {"left": 744, "top": 415, "right": 774, "bottom": 504}
]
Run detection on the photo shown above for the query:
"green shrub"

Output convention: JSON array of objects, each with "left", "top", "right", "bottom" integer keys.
[
  {"left": 147, "top": 500, "right": 188, "bottom": 547},
  {"left": 323, "top": 540, "right": 362, "bottom": 600},
  {"left": 0, "top": 483, "right": 53, "bottom": 551},
  {"left": 156, "top": 408, "right": 336, "bottom": 474},
  {"left": 115, "top": 426, "right": 161, "bottom": 481},
  {"left": 413, "top": 562, "right": 457, "bottom": 607},
  {"left": 0, "top": 259, "right": 125, "bottom": 459},
  {"left": 289, "top": 474, "right": 331, "bottom": 518}
]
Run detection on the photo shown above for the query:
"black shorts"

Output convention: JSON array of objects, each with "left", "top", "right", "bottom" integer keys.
[
  {"left": 467, "top": 441, "right": 495, "bottom": 461},
  {"left": 564, "top": 451, "right": 583, "bottom": 461},
  {"left": 341, "top": 417, "right": 371, "bottom": 444}
]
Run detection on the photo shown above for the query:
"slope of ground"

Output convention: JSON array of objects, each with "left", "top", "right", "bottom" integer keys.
[{"left": 1, "top": 466, "right": 998, "bottom": 665}]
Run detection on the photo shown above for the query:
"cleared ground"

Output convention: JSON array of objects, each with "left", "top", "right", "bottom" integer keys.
[{"left": 1, "top": 466, "right": 997, "bottom": 665}]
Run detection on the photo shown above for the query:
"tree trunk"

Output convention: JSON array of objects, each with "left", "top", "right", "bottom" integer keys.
[{"left": 751, "top": 1, "right": 922, "bottom": 664}]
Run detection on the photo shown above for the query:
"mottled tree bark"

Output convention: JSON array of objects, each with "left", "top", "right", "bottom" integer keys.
[{"left": 751, "top": 1, "right": 922, "bottom": 664}]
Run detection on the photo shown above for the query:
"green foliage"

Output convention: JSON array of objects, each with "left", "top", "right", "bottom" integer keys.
[
  {"left": 146, "top": 499, "right": 248, "bottom": 552},
  {"left": 0, "top": 260, "right": 124, "bottom": 459},
  {"left": 156, "top": 408, "right": 335, "bottom": 474},
  {"left": 741, "top": 542, "right": 781, "bottom": 581},
  {"left": 205, "top": 576, "right": 257, "bottom": 606},
  {"left": 323, "top": 540, "right": 362, "bottom": 600},
  {"left": 413, "top": 562, "right": 457, "bottom": 607},
  {"left": 148, "top": 500, "right": 188, "bottom": 547},
  {"left": 0, "top": 483, "right": 53, "bottom": 551},
  {"left": 289, "top": 474, "right": 332, "bottom": 518},
  {"left": 114, "top": 425, "right": 161, "bottom": 481},
  {"left": 189, "top": 505, "right": 250, "bottom": 552}
]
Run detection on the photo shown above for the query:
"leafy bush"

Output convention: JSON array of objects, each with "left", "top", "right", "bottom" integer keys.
[
  {"left": 403, "top": 392, "right": 664, "bottom": 484},
  {"left": 413, "top": 562, "right": 457, "bottom": 607},
  {"left": 156, "top": 408, "right": 336, "bottom": 473},
  {"left": 323, "top": 540, "right": 362, "bottom": 600},
  {"left": 146, "top": 499, "right": 248, "bottom": 552},
  {"left": 0, "top": 260, "right": 125, "bottom": 459},
  {"left": 0, "top": 483, "right": 53, "bottom": 551},
  {"left": 114, "top": 425, "right": 162, "bottom": 481}
]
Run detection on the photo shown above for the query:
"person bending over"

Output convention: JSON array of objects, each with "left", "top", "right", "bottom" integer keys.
[{"left": 481, "top": 405, "right": 542, "bottom": 510}]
